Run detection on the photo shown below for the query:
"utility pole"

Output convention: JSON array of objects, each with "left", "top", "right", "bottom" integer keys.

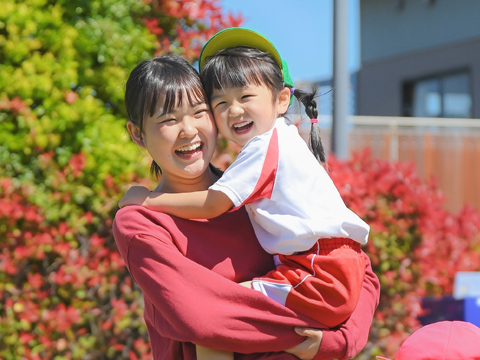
[{"left": 332, "top": 0, "right": 349, "bottom": 159}]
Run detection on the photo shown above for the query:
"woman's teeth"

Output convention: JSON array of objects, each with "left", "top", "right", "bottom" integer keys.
[
  {"left": 176, "top": 142, "right": 202, "bottom": 154},
  {"left": 233, "top": 121, "right": 253, "bottom": 132}
]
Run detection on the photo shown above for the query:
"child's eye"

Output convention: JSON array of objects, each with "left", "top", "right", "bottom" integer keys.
[
  {"left": 160, "top": 118, "right": 175, "bottom": 124},
  {"left": 214, "top": 101, "right": 226, "bottom": 109},
  {"left": 241, "top": 95, "right": 252, "bottom": 100}
]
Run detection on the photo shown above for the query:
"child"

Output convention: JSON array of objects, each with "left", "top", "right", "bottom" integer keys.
[{"left": 120, "top": 27, "right": 370, "bottom": 359}]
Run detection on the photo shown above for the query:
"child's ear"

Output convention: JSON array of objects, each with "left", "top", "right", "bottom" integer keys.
[
  {"left": 127, "top": 121, "right": 146, "bottom": 148},
  {"left": 277, "top": 87, "right": 292, "bottom": 114}
]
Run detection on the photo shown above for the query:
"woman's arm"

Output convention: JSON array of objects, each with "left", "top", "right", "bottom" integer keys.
[
  {"left": 284, "top": 252, "right": 380, "bottom": 360},
  {"left": 114, "top": 207, "right": 379, "bottom": 358},
  {"left": 118, "top": 185, "right": 233, "bottom": 219},
  {"left": 312, "top": 251, "right": 380, "bottom": 360},
  {"left": 113, "top": 207, "right": 313, "bottom": 354}
]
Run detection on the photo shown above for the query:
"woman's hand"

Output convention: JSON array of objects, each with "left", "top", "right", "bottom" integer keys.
[
  {"left": 118, "top": 185, "right": 151, "bottom": 208},
  {"left": 284, "top": 327, "right": 323, "bottom": 360}
]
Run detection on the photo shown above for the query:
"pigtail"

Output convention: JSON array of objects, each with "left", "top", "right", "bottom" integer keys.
[{"left": 291, "top": 88, "right": 326, "bottom": 163}]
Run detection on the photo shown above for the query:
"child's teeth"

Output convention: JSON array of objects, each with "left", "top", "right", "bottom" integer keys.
[{"left": 234, "top": 121, "right": 252, "bottom": 129}]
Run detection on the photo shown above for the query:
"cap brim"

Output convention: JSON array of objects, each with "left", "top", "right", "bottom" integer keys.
[{"left": 199, "top": 27, "right": 282, "bottom": 71}]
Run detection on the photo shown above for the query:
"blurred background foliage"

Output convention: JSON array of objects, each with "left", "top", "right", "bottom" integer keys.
[
  {"left": 0, "top": 0, "right": 479, "bottom": 359},
  {"left": 327, "top": 150, "right": 480, "bottom": 358},
  {"left": 0, "top": 0, "right": 240, "bottom": 358}
]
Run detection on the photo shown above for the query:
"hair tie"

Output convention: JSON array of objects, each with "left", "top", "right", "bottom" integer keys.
[
  {"left": 290, "top": 87, "right": 296, "bottom": 95},
  {"left": 310, "top": 118, "right": 318, "bottom": 124}
]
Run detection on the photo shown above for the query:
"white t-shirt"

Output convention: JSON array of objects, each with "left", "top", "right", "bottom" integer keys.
[{"left": 210, "top": 117, "right": 369, "bottom": 255}]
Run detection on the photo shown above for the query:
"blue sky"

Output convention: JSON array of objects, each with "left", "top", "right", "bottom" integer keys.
[{"left": 220, "top": 0, "right": 360, "bottom": 83}]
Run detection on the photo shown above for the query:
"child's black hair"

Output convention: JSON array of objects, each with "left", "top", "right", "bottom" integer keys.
[
  {"left": 124, "top": 54, "right": 208, "bottom": 178},
  {"left": 201, "top": 46, "right": 326, "bottom": 163},
  {"left": 201, "top": 46, "right": 284, "bottom": 103},
  {"left": 290, "top": 88, "right": 326, "bottom": 163}
]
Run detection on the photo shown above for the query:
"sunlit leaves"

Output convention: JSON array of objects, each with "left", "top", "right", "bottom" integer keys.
[{"left": 1, "top": 0, "right": 243, "bottom": 358}]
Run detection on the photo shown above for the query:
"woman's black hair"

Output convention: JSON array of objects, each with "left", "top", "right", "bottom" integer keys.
[
  {"left": 124, "top": 54, "right": 208, "bottom": 178},
  {"left": 201, "top": 46, "right": 326, "bottom": 163}
]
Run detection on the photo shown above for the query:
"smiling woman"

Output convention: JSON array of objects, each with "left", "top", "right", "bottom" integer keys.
[{"left": 124, "top": 55, "right": 218, "bottom": 185}]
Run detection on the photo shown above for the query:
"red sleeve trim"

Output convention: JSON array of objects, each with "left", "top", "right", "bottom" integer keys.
[{"left": 242, "top": 128, "right": 279, "bottom": 205}]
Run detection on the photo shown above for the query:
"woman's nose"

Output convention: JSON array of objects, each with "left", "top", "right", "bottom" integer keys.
[
  {"left": 228, "top": 104, "right": 244, "bottom": 118},
  {"left": 180, "top": 117, "right": 198, "bottom": 137}
]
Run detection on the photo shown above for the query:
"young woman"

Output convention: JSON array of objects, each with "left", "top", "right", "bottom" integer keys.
[{"left": 113, "top": 53, "right": 380, "bottom": 360}]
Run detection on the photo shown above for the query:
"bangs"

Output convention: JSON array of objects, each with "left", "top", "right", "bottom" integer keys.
[
  {"left": 144, "top": 68, "right": 207, "bottom": 120},
  {"left": 201, "top": 47, "right": 282, "bottom": 100},
  {"left": 205, "top": 57, "right": 267, "bottom": 91}
]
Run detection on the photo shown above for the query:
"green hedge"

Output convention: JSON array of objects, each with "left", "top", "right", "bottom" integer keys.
[{"left": 0, "top": 0, "right": 242, "bottom": 358}]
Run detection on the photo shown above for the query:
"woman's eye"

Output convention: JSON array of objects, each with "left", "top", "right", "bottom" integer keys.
[{"left": 195, "top": 109, "right": 207, "bottom": 116}]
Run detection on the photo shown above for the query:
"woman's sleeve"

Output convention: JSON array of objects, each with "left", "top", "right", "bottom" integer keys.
[
  {"left": 313, "top": 251, "right": 380, "bottom": 360},
  {"left": 113, "top": 207, "right": 310, "bottom": 354}
]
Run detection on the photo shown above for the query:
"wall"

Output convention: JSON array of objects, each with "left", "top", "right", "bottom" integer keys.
[
  {"left": 356, "top": 36, "right": 480, "bottom": 116},
  {"left": 357, "top": 0, "right": 480, "bottom": 117},
  {"left": 360, "top": 0, "right": 480, "bottom": 64}
]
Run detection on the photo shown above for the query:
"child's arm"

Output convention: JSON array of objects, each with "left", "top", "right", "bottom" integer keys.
[{"left": 118, "top": 185, "right": 234, "bottom": 219}]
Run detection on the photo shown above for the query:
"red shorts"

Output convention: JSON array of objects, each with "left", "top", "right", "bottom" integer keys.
[{"left": 252, "top": 238, "right": 365, "bottom": 328}]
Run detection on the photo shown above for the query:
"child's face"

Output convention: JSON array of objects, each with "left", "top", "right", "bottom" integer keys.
[{"left": 210, "top": 83, "right": 290, "bottom": 146}]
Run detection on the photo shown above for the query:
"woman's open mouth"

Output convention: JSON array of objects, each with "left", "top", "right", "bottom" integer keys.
[
  {"left": 233, "top": 121, "right": 253, "bottom": 134},
  {"left": 175, "top": 142, "right": 203, "bottom": 157}
]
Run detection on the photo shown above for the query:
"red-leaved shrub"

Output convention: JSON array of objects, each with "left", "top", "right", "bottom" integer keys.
[{"left": 327, "top": 149, "right": 480, "bottom": 358}]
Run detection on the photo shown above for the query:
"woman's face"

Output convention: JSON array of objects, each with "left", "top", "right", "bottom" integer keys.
[{"left": 129, "top": 93, "right": 217, "bottom": 187}]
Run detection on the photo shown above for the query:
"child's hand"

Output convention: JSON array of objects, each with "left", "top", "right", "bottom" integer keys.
[{"left": 118, "top": 185, "right": 151, "bottom": 208}]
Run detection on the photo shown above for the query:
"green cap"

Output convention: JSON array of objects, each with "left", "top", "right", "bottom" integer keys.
[{"left": 199, "top": 27, "right": 295, "bottom": 88}]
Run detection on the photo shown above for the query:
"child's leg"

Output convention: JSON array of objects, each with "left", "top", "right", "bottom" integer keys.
[
  {"left": 239, "top": 280, "right": 252, "bottom": 288},
  {"left": 196, "top": 345, "right": 233, "bottom": 360},
  {"left": 252, "top": 238, "right": 365, "bottom": 328}
]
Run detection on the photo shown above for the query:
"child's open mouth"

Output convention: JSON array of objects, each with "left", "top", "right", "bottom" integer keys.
[
  {"left": 175, "top": 142, "right": 203, "bottom": 157},
  {"left": 233, "top": 121, "right": 253, "bottom": 134}
]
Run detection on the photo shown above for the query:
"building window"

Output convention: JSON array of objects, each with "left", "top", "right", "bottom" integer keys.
[{"left": 403, "top": 72, "right": 471, "bottom": 118}]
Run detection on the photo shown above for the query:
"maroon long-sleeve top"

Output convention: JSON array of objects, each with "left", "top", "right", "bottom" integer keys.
[{"left": 113, "top": 205, "right": 380, "bottom": 359}]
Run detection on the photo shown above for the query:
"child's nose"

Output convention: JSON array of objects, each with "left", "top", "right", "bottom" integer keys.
[{"left": 229, "top": 105, "right": 244, "bottom": 117}]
